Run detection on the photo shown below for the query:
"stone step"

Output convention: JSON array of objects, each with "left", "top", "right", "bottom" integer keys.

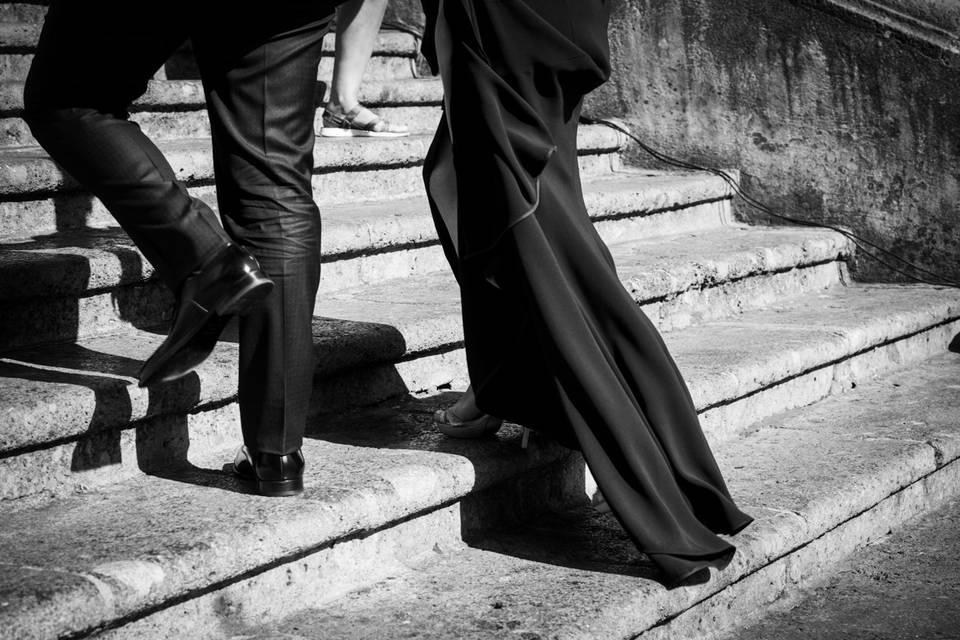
[
  {"left": 0, "top": 4, "right": 46, "bottom": 23},
  {"left": 0, "top": 170, "right": 741, "bottom": 350},
  {"left": 0, "top": 78, "right": 444, "bottom": 146},
  {"left": 0, "top": 21, "right": 415, "bottom": 54},
  {"left": 0, "top": 305, "right": 957, "bottom": 640},
  {"left": 0, "top": 77, "right": 443, "bottom": 116},
  {"left": 2, "top": 280, "right": 956, "bottom": 504},
  {"left": 0, "top": 125, "right": 624, "bottom": 238},
  {"left": 253, "top": 351, "right": 960, "bottom": 640},
  {"left": 0, "top": 28, "right": 422, "bottom": 82},
  {"left": 728, "top": 495, "right": 960, "bottom": 640},
  {"left": 1, "top": 174, "right": 740, "bottom": 343},
  {"left": 0, "top": 219, "right": 841, "bottom": 457}
]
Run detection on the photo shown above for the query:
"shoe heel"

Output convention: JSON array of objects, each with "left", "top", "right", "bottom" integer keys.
[
  {"left": 216, "top": 273, "right": 274, "bottom": 316},
  {"left": 257, "top": 476, "right": 303, "bottom": 497}
]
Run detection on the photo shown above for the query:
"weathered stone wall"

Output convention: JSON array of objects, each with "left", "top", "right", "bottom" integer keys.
[
  {"left": 383, "top": 0, "right": 959, "bottom": 282},
  {"left": 384, "top": 0, "right": 425, "bottom": 32},
  {"left": 585, "top": 0, "right": 960, "bottom": 282}
]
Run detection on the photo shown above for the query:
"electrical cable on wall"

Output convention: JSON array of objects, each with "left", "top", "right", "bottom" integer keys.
[{"left": 581, "top": 116, "right": 960, "bottom": 290}]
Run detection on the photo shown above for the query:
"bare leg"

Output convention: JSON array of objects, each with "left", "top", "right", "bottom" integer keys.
[
  {"left": 328, "top": 0, "right": 388, "bottom": 113},
  {"left": 447, "top": 384, "right": 483, "bottom": 421},
  {"left": 322, "top": 0, "right": 409, "bottom": 137}
]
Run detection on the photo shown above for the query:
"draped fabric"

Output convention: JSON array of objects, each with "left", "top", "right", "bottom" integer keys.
[{"left": 421, "top": 0, "right": 753, "bottom": 586}]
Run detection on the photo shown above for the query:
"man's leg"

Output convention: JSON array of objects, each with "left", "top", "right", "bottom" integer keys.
[
  {"left": 193, "top": 9, "right": 334, "bottom": 494},
  {"left": 23, "top": 2, "right": 275, "bottom": 386},
  {"left": 22, "top": 0, "right": 228, "bottom": 287}
]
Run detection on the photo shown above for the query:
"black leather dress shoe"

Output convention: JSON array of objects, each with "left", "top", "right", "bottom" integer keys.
[
  {"left": 233, "top": 445, "right": 305, "bottom": 497},
  {"left": 138, "top": 244, "right": 273, "bottom": 387}
]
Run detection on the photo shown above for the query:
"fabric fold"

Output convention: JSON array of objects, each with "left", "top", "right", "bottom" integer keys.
[{"left": 422, "top": 0, "right": 752, "bottom": 587}]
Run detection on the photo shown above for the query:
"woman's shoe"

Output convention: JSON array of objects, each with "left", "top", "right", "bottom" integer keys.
[
  {"left": 433, "top": 407, "right": 504, "bottom": 439},
  {"left": 320, "top": 103, "right": 410, "bottom": 138}
]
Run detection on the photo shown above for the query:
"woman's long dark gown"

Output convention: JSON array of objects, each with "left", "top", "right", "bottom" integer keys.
[{"left": 421, "top": 0, "right": 753, "bottom": 587}]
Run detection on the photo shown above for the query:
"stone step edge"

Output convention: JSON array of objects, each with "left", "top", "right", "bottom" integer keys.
[
  {"left": 0, "top": 228, "right": 854, "bottom": 456},
  {"left": 0, "top": 23, "right": 420, "bottom": 55},
  {"left": 0, "top": 416, "right": 575, "bottom": 640},
  {"left": 0, "top": 77, "right": 443, "bottom": 116},
  {"left": 4, "top": 343, "right": 958, "bottom": 640},
  {"left": 0, "top": 125, "right": 622, "bottom": 197},
  {"left": 275, "top": 353, "right": 960, "bottom": 640},
  {"left": 0, "top": 171, "right": 737, "bottom": 300},
  {"left": 105, "top": 445, "right": 960, "bottom": 640}
]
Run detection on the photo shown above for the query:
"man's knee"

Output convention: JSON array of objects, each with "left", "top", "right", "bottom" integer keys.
[{"left": 21, "top": 69, "right": 85, "bottom": 141}]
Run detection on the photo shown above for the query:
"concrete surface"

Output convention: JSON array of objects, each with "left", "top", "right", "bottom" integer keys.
[
  {"left": 0, "top": 23, "right": 419, "bottom": 55},
  {"left": 2, "top": 351, "right": 959, "bottom": 639},
  {"left": 0, "top": 127, "right": 624, "bottom": 238},
  {"left": 1, "top": 283, "right": 957, "bottom": 504},
  {"left": 0, "top": 43, "right": 442, "bottom": 147},
  {"left": 222, "top": 352, "right": 960, "bottom": 640},
  {"left": 0, "top": 170, "right": 738, "bottom": 348},
  {"left": 0, "top": 167, "right": 733, "bottom": 245},
  {"left": 0, "top": 223, "right": 846, "bottom": 349},
  {"left": 0, "top": 30, "right": 420, "bottom": 83},
  {"left": 0, "top": 397, "right": 573, "bottom": 640},
  {"left": 0, "top": 77, "right": 443, "bottom": 115},
  {"left": 589, "top": 0, "right": 960, "bottom": 284},
  {"left": 0, "top": 124, "right": 620, "bottom": 199},
  {"left": 0, "top": 104, "right": 444, "bottom": 148},
  {"left": 0, "top": 3, "right": 46, "bottom": 23},
  {"left": 0, "top": 171, "right": 732, "bottom": 299},
  {"left": 729, "top": 496, "right": 960, "bottom": 640}
]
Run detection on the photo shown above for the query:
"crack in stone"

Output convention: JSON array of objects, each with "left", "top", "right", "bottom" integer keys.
[{"left": 925, "top": 439, "right": 946, "bottom": 467}]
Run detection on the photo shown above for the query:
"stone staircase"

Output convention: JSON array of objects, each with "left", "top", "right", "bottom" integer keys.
[{"left": 1, "top": 4, "right": 959, "bottom": 639}]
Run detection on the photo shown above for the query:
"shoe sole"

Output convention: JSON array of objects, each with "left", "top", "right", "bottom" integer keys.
[
  {"left": 256, "top": 476, "right": 304, "bottom": 497},
  {"left": 138, "top": 272, "right": 273, "bottom": 387},
  {"left": 236, "top": 473, "right": 304, "bottom": 497},
  {"left": 319, "top": 127, "right": 410, "bottom": 138},
  {"left": 233, "top": 462, "right": 304, "bottom": 497}
]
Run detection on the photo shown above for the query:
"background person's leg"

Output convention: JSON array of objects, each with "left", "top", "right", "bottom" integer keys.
[
  {"left": 321, "top": 0, "right": 408, "bottom": 137},
  {"left": 22, "top": 0, "right": 230, "bottom": 288},
  {"left": 328, "top": 0, "right": 388, "bottom": 113},
  {"left": 193, "top": 9, "right": 333, "bottom": 457}
]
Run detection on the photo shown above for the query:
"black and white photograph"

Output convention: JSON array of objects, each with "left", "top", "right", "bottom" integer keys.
[{"left": 0, "top": 0, "right": 958, "bottom": 638}]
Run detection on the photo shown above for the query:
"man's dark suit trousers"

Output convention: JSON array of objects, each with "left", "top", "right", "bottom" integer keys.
[{"left": 22, "top": 2, "right": 340, "bottom": 455}]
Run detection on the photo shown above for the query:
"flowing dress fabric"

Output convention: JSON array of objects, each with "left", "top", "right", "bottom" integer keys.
[{"left": 422, "top": 0, "right": 753, "bottom": 585}]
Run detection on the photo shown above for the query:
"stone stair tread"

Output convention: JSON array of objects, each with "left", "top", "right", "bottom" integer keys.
[
  {"left": 0, "top": 76, "right": 443, "bottom": 114},
  {"left": 0, "top": 125, "right": 621, "bottom": 196},
  {"left": 315, "top": 224, "right": 849, "bottom": 347},
  {"left": 0, "top": 169, "right": 735, "bottom": 297},
  {"left": 3, "top": 345, "right": 958, "bottom": 640},
  {"left": 319, "top": 279, "right": 959, "bottom": 409},
  {"left": 262, "top": 351, "right": 960, "bottom": 640},
  {"left": 0, "top": 19, "right": 31, "bottom": 49},
  {"left": 0, "top": 22, "right": 418, "bottom": 54},
  {"left": 0, "top": 4, "right": 48, "bottom": 24},
  {"left": 1, "top": 281, "right": 956, "bottom": 469},
  {"left": 0, "top": 395, "right": 567, "bottom": 640}
]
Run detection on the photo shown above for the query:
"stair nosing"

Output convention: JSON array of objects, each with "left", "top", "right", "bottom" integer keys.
[
  {"left": 257, "top": 352, "right": 960, "bottom": 639},
  {"left": 0, "top": 312, "right": 957, "bottom": 640},
  {"left": 2, "top": 281, "right": 953, "bottom": 463},
  {"left": 0, "top": 170, "right": 734, "bottom": 300},
  {"left": 0, "top": 124, "right": 622, "bottom": 197}
]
